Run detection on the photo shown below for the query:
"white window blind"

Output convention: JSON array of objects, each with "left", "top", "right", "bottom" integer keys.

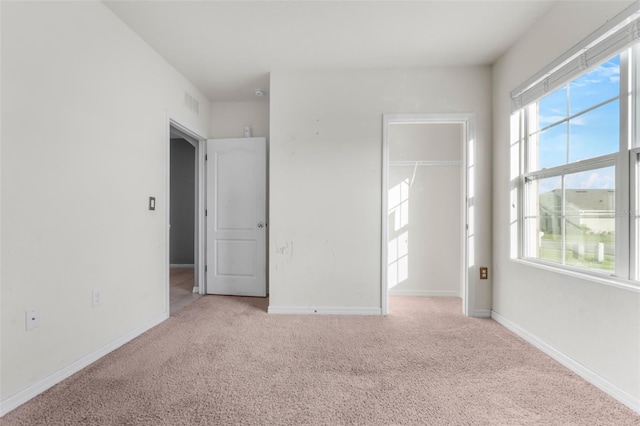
[{"left": 510, "top": 1, "right": 640, "bottom": 113}]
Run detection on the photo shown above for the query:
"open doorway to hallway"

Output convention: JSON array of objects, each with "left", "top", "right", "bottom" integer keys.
[
  {"left": 169, "top": 267, "right": 199, "bottom": 314},
  {"left": 169, "top": 132, "right": 201, "bottom": 314}
]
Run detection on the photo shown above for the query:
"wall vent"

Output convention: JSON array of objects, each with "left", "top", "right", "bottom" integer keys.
[{"left": 184, "top": 92, "right": 199, "bottom": 114}]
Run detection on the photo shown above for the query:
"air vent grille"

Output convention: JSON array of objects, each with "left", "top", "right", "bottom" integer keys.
[{"left": 184, "top": 92, "right": 199, "bottom": 114}]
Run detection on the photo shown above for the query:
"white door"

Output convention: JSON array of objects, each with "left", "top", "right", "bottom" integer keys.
[{"left": 206, "top": 137, "right": 267, "bottom": 296}]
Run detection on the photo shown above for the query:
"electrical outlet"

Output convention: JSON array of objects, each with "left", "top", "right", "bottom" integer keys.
[
  {"left": 92, "top": 289, "right": 102, "bottom": 307},
  {"left": 480, "top": 267, "right": 489, "bottom": 280},
  {"left": 26, "top": 309, "right": 40, "bottom": 330}
]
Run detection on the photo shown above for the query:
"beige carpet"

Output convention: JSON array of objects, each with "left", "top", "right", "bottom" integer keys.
[{"left": 3, "top": 296, "right": 639, "bottom": 425}]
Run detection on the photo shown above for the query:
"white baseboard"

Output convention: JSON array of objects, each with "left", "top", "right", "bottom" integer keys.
[
  {"left": 268, "top": 305, "right": 382, "bottom": 315},
  {"left": 389, "top": 289, "right": 460, "bottom": 297},
  {"left": 491, "top": 310, "right": 640, "bottom": 414},
  {"left": 192, "top": 286, "right": 199, "bottom": 293},
  {"left": 170, "top": 264, "right": 194, "bottom": 269},
  {"left": 0, "top": 312, "right": 169, "bottom": 417}
]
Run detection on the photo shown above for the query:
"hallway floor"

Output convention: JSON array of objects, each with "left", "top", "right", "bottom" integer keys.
[{"left": 169, "top": 268, "right": 200, "bottom": 315}]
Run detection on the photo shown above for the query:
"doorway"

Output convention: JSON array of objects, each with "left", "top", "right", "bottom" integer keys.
[
  {"left": 382, "top": 114, "right": 475, "bottom": 316},
  {"left": 169, "top": 136, "right": 199, "bottom": 313},
  {"left": 168, "top": 122, "right": 206, "bottom": 314}
]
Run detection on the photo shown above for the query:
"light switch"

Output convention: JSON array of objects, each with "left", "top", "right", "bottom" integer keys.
[{"left": 149, "top": 197, "right": 156, "bottom": 211}]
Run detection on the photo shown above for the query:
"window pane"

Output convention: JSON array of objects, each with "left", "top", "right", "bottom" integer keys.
[
  {"left": 538, "top": 86, "right": 567, "bottom": 128},
  {"left": 538, "top": 122, "right": 567, "bottom": 169},
  {"left": 569, "top": 55, "right": 620, "bottom": 115},
  {"left": 537, "top": 176, "right": 562, "bottom": 264},
  {"left": 563, "top": 167, "right": 616, "bottom": 272},
  {"left": 564, "top": 166, "right": 615, "bottom": 191},
  {"left": 569, "top": 100, "right": 619, "bottom": 163},
  {"left": 563, "top": 217, "right": 615, "bottom": 271}
]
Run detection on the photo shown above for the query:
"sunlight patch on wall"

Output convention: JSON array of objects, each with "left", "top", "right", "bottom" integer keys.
[{"left": 388, "top": 179, "right": 410, "bottom": 288}]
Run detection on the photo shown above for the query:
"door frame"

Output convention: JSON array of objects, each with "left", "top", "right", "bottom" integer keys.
[
  {"left": 381, "top": 113, "right": 476, "bottom": 316},
  {"left": 166, "top": 117, "right": 207, "bottom": 316}
]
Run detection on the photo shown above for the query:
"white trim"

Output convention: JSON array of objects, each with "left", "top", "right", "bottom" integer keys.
[
  {"left": 167, "top": 115, "right": 208, "bottom": 304},
  {"left": 196, "top": 138, "right": 206, "bottom": 295},
  {"left": 618, "top": 51, "right": 632, "bottom": 280},
  {"left": 523, "top": 153, "right": 616, "bottom": 181},
  {"left": 491, "top": 310, "right": 640, "bottom": 414},
  {"left": 511, "top": 258, "right": 640, "bottom": 293},
  {"left": 267, "top": 306, "right": 382, "bottom": 316},
  {"left": 388, "top": 290, "right": 460, "bottom": 297},
  {"left": 631, "top": 148, "right": 640, "bottom": 280},
  {"left": 0, "top": 313, "right": 168, "bottom": 417},
  {"left": 170, "top": 263, "right": 194, "bottom": 269},
  {"left": 381, "top": 113, "right": 475, "bottom": 317}
]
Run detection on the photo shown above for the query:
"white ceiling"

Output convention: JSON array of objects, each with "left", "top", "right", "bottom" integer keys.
[{"left": 103, "top": 1, "right": 557, "bottom": 102}]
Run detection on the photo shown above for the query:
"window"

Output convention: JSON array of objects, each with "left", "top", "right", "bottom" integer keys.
[
  {"left": 511, "top": 4, "right": 640, "bottom": 283},
  {"left": 523, "top": 55, "right": 620, "bottom": 273}
]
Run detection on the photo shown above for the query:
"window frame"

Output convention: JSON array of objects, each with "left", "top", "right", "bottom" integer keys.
[
  {"left": 521, "top": 156, "right": 618, "bottom": 274},
  {"left": 514, "top": 49, "right": 638, "bottom": 285},
  {"left": 510, "top": 2, "right": 640, "bottom": 288},
  {"left": 630, "top": 147, "right": 640, "bottom": 280}
]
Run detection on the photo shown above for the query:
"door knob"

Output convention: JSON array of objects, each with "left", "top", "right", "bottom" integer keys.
[{"left": 258, "top": 222, "right": 265, "bottom": 229}]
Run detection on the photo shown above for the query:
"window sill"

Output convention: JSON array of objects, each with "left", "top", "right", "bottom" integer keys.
[{"left": 511, "top": 258, "right": 640, "bottom": 293}]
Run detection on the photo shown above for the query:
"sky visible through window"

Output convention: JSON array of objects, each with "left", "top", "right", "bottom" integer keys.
[{"left": 535, "top": 55, "right": 620, "bottom": 195}]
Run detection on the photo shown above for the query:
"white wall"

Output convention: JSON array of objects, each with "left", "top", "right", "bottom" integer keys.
[
  {"left": 1, "top": 1, "right": 210, "bottom": 411},
  {"left": 269, "top": 67, "right": 492, "bottom": 313},
  {"left": 210, "top": 101, "right": 269, "bottom": 139},
  {"left": 388, "top": 124, "right": 463, "bottom": 297},
  {"left": 492, "top": 0, "right": 640, "bottom": 408}
]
